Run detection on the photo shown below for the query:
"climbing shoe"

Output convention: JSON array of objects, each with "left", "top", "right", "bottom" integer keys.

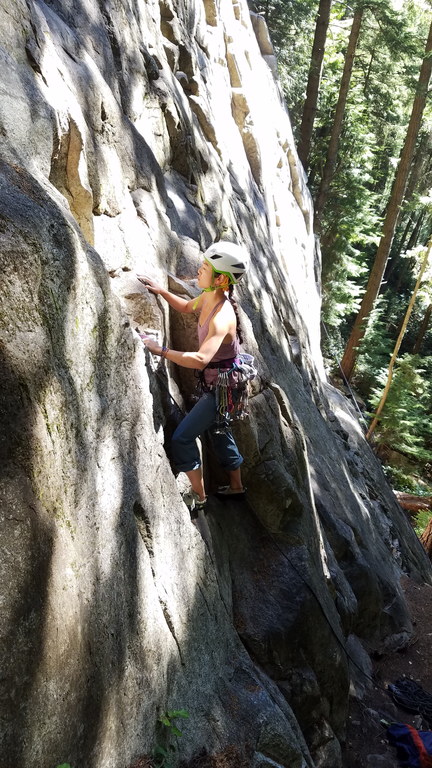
[
  {"left": 215, "top": 485, "right": 246, "bottom": 499},
  {"left": 182, "top": 489, "right": 208, "bottom": 512}
]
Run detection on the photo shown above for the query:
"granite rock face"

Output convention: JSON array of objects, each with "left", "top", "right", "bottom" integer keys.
[{"left": 0, "top": 2, "right": 431, "bottom": 768}]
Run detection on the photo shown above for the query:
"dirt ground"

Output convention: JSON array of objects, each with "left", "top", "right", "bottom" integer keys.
[
  {"left": 342, "top": 575, "right": 432, "bottom": 768},
  {"left": 130, "top": 745, "right": 249, "bottom": 768},
  {"left": 130, "top": 578, "right": 432, "bottom": 768}
]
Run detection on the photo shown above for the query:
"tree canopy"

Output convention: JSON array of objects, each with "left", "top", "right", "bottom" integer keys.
[{"left": 256, "top": 0, "right": 432, "bottom": 494}]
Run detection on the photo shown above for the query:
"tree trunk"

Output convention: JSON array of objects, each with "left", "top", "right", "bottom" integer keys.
[
  {"left": 385, "top": 211, "right": 424, "bottom": 285},
  {"left": 393, "top": 211, "right": 423, "bottom": 262},
  {"left": 313, "top": 6, "right": 364, "bottom": 233},
  {"left": 396, "top": 213, "right": 415, "bottom": 256},
  {"left": 420, "top": 517, "right": 432, "bottom": 559},
  {"left": 363, "top": 48, "right": 376, "bottom": 97},
  {"left": 395, "top": 492, "right": 432, "bottom": 514},
  {"left": 297, "top": 0, "right": 333, "bottom": 172},
  {"left": 340, "top": 18, "right": 432, "bottom": 381},
  {"left": 406, "top": 209, "right": 426, "bottom": 251},
  {"left": 366, "top": 239, "right": 431, "bottom": 440},
  {"left": 413, "top": 303, "right": 432, "bottom": 354},
  {"left": 404, "top": 131, "right": 432, "bottom": 201}
]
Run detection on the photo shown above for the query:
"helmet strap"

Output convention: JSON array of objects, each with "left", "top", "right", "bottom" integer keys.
[
  {"left": 192, "top": 285, "right": 216, "bottom": 310},
  {"left": 193, "top": 267, "right": 230, "bottom": 309}
]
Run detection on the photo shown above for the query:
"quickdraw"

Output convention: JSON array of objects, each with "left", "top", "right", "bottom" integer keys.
[
  {"left": 197, "top": 354, "right": 257, "bottom": 432},
  {"left": 213, "top": 357, "right": 256, "bottom": 430}
]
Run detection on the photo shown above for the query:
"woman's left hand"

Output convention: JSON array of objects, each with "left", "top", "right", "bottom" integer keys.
[{"left": 139, "top": 334, "right": 162, "bottom": 356}]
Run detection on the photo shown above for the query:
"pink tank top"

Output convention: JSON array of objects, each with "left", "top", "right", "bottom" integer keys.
[{"left": 198, "top": 298, "right": 239, "bottom": 384}]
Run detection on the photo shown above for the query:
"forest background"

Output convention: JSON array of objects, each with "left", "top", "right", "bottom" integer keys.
[{"left": 249, "top": 0, "right": 432, "bottom": 548}]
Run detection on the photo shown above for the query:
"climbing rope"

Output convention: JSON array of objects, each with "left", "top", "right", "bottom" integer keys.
[{"left": 321, "top": 320, "right": 369, "bottom": 432}]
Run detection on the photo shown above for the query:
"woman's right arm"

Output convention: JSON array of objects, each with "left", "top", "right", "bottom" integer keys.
[{"left": 137, "top": 276, "right": 202, "bottom": 314}]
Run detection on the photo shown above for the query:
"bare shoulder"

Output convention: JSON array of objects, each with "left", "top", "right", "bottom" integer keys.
[{"left": 211, "top": 299, "right": 235, "bottom": 330}]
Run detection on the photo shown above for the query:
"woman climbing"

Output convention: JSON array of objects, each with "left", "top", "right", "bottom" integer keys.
[{"left": 137, "top": 241, "right": 250, "bottom": 511}]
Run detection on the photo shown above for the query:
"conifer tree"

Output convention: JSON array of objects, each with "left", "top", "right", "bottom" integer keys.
[
  {"left": 368, "top": 354, "right": 432, "bottom": 461},
  {"left": 313, "top": 4, "right": 364, "bottom": 233},
  {"left": 341, "top": 18, "right": 432, "bottom": 380},
  {"left": 298, "top": 0, "right": 333, "bottom": 171},
  {"left": 413, "top": 303, "right": 432, "bottom": 354},
  {"left": 367, "top": 240, "right": 431, "bottom": 439}
]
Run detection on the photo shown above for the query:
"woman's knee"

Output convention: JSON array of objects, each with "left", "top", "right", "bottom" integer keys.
[
  {"left": 172, "top": 423, "right": 184, "bottom": 445},
  {"left": 171, "top": 427, "right": 188, "bottom": 458},
  {"left": 172, "top": 421, "right": 198, "bottom": 458},
  {"left": 172, "top": 411, "right": 196, "bottom": 443},
  {"left": 171, "top": 432, "right": 201, "bottom": 472}
]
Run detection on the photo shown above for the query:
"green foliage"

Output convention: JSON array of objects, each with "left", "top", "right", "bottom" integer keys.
[
  {"left": 55, "top": 764, "right": 72, "bottom": 768},
  {"left": 398, "top": 248, "right": 432, "bottom": 357},
  {"left": 307, "top": 1, "right": 432, "bottom": 363},
  {"left": 153, "top": 710, "right": 189, "bottom": 768},
  {"left": 261, "top": 0, "right": 432, "bottom": 482},
  {"left": 351, "top": 299, "right": 393, "bottom": 394},
  {"left": 382, "top": 465, "right": 415, "bottom": 492},
  {"left": 382, "top": 464, "right": 431, "bottom": 494},
  {"left": 315, "top": 2, "right": 428, "bottom": 269},
  {"left": 368, "top": 354, "right": 432, "bottom": 462},
  {"left": 322, "top": 250, "right": 367, "bottom": 329},
  {"left": 414, "top": 508, "right": 432, "bottom": 538}
]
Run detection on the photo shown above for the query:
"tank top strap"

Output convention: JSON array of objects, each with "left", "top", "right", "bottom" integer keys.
[{"left": 199, "top": 297, "right": 226, "bottom": 331}]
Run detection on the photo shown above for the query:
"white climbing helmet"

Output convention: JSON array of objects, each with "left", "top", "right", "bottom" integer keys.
[{"left": 203, "top": 241, "right": 250, "bottom": 284}]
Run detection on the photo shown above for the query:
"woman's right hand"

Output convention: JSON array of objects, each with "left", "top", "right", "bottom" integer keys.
[{"left": 137, "top": 275, "right": 164, "bottom": 295}]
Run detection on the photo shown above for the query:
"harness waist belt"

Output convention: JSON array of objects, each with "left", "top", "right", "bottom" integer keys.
[{"left": 205, "top": 357, "right": 237, "bottom": 369}]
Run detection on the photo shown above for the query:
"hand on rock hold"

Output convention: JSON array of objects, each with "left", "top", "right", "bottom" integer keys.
[
  {"left": 137, "top": 274, "right": 163, "bottom": 295},
  {"left": 139, "top": 334, "right": 162, "bottom": 356}
]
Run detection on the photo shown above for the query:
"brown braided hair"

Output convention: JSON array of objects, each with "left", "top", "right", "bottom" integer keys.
[{"left": 228, "top": 283, "right": 243, "bottom": 344}]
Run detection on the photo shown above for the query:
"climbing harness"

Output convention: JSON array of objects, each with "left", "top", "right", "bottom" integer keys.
[
  {"left": 199, "top": 353, "right": 257, "bottom": 433},
  {"left": 136, "top": 328, "right": 257, "bottom": 432}
]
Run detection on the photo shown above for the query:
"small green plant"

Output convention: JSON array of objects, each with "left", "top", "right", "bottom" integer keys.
[
  {"left": 383, "top": 465, "right": 422, "bottom": 493},
  {"left": 382, "top": 463, "right": 432, "bottom": 495},
  {"left": 55, "top": 764, "right": 72, "bottom": 768},
  {"left": 153, "top": 709, "right": 189, "bottom": 768},
  {"left": 414, "top": 509, "right": 432, "bottom": 538}
]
